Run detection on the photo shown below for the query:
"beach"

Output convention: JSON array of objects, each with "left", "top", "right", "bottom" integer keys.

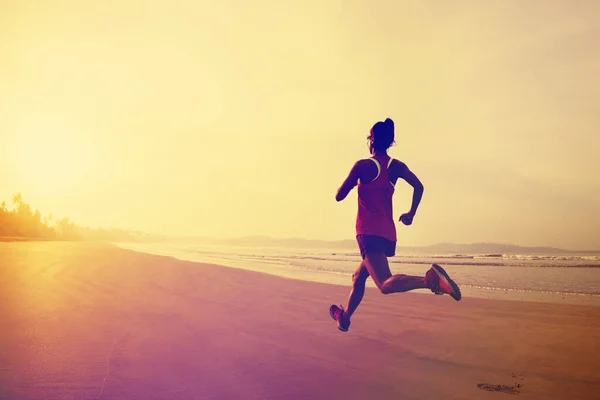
[{"left": 1, "top": 242, "right": 599, "bottom": 400}]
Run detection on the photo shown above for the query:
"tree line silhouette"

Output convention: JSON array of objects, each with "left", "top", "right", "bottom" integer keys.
[{"left": 0, "top": 193, "right": 156, "bottom": 242}]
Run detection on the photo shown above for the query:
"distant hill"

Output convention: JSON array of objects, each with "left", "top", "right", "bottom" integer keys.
[{"left": 168, "top": 235, "right": 599, "bottom": 255}]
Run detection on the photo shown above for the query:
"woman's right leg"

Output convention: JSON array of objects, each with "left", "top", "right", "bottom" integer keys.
[{"left": 363, "top": 253, "right": 428, "bottom": 294}]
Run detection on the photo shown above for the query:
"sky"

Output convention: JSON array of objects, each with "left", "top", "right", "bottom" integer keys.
[{"left": 1, "top": 0, "right": 599, "bottom": 249}]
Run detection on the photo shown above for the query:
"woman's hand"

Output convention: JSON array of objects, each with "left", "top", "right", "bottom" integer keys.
[{"left": 399, "top": 212, "right": 414, "bottom": 226}]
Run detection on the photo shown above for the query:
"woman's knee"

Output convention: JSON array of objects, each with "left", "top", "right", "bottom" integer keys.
[
  {"left": 380, "top": 281, "right": 393, "bottom": 295},
  {"left": 379, "top": 274, "right": 408, "bottom": 295},
  {"left": 352, "top": 263, "right": 369, "bottom": 283},
  {"left": 352, "top": 271, "right": 368, "bottom": 286}
]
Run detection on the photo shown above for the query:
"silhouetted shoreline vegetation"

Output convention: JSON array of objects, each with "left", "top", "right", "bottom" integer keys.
[{"left": 0, "top": 193, "right": 157, "bottom": 242}]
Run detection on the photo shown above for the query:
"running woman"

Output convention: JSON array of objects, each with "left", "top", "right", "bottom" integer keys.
[{"left": 330, "top": 118, "right": 461, "bottom": 332}]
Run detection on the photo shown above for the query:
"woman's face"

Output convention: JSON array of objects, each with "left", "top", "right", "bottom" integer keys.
[{"left": 367, "top": 130, "right": 375, "bottom": 153}]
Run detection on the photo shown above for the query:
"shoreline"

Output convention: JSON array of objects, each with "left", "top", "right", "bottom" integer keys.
[{"left": 115, "top": 242, "right": 600, "bottom": 307}]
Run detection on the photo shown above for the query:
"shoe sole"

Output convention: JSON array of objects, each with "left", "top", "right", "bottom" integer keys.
[
  {"left": 431, "top": 264, "right": 462, "bottom": 301},
  {"left": 329, "top": 305, "right": 349, "bottom": 332}
]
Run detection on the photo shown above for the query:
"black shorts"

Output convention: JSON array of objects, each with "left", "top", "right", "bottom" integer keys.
[{"left": 356, "top": 234, "right": 396, "bottom": 259}]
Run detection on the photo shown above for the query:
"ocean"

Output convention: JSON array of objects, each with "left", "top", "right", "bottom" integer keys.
[{"left": 116, "top": 242, "right": 600, "bottom": 306}]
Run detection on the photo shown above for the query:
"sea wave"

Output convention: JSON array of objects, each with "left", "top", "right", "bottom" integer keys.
[
  {"left": 232, "top": 253, "right": 600, "bottom": 269},
  {"left": 388, "top": 260, "right": 600, "bottom": 269}
]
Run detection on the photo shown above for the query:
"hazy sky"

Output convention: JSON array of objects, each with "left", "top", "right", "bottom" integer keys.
[{"left": 2, "top": 0, "right": 599, "bottom": 249}]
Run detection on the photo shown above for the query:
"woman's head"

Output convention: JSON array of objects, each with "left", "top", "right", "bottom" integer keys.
[{"left": 368, "top": 118, "right": 395, "bottom": 154}]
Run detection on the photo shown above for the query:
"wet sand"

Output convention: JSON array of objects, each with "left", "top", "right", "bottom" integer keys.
[{"left": 1, "top": 242, "right": 599, "bottom": 399}]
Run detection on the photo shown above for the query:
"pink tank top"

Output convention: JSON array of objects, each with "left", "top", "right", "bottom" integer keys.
[{"left": 356, "top": 155, "right": 397, "bottom": 242}]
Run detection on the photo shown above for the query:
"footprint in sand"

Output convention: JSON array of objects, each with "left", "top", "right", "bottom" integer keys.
[{"left": 477, "top": 383, "right": 521, "bottom": 395}]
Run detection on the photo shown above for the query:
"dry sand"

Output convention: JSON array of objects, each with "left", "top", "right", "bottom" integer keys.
[{"left": 1, "top": 242, "right": 598, "bottom": 400}]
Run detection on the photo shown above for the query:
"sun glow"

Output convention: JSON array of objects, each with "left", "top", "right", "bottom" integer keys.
[{"left": 8, "top": 120, "right": 93, "bottom": 195}]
